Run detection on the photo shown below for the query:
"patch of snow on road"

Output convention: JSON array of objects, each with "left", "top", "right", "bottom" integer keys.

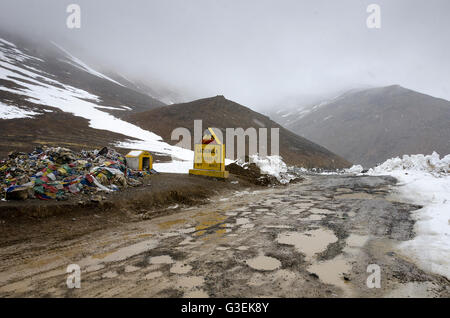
[{"left": 367, "top": 152, "right": 450, "bottom": 279}]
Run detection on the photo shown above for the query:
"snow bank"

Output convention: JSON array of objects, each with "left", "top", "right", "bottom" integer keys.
[
  {"left": 367, "top": 152, "right": 450, "bottom": 279},
  {"left": 248, "top": 154, "right": 294, "bottom": 184},
  {"left": 153, "top": 160, "right": 193, "bottom": 174},
  {"left": 345, "top": 164, "right": 364, "bottom": 174},
  {"left": 369, "top": 152, "right": 450, "bottom": 176}
]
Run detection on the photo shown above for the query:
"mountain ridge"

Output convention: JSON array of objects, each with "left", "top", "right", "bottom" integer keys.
[
  {"left": 275, "top": 85, "right": 450, "bottom": 167},
  {"left": 126, "top": 95, "right": 351, "bottom": 169}
]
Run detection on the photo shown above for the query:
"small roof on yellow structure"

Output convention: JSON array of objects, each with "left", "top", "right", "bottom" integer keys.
[{"left": 125, "top": 150, "right": 150, "bottom": 157}]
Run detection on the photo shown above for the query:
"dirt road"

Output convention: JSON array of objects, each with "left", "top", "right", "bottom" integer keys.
[{"left": 0, "top": 174, "right": 448, "bottom": 297}]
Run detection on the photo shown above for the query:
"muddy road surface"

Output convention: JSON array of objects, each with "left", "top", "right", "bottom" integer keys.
[{"left": 0, "top": 175, "right": 449, "bottom": 297}]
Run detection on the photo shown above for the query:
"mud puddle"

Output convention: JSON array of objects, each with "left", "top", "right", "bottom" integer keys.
[{"left": 276, "top": 228, "right": 338, "bottom": 259}]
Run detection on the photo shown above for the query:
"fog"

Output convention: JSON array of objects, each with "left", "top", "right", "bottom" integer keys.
[{"left": 1, "top": 0, "right": 449, "bottom": 109}]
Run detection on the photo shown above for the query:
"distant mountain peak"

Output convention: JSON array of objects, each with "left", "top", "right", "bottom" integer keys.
[{"left": 272, "top": 85, "right": 450, "bottom": 167}]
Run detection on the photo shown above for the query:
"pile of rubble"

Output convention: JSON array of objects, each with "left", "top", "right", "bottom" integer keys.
[
  {"left": 226, "top": 162, "right": 281, "bottom": 186},
  {"left": 0, "top": 146, "right": 156, "bottom": 201}
]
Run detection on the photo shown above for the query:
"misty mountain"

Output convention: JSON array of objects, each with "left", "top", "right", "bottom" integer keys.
[
  {"left": 0, "top": 32, "right": 349, "bottom": 170},
  {"left": 269, "top": 88, "right": 367, "bottom": 128},
  {"left": 0, "top": 32, "right": 167, "bottom": 110},
  {"left": 126, "top": 96, "right": 351, "bottom": 169},
  {"left": 0, "top": 33, "right": 187, "bottom": 159},
  {"left": 274, "top": 85, "right": 450, "bottom": 167}
]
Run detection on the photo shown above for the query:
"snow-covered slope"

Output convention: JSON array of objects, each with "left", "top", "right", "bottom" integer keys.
[
  {"left": 51, "top": 41, "right": 124, "bottom": 87},
  {"left": 267, "top": 89, "right": 364, "bottom": 128},
  {"left": 366, "top": 153, "right": 450, "bottom": 279},
  {"left": 0, "top": 35, "right": 193, "bottom": 171}
]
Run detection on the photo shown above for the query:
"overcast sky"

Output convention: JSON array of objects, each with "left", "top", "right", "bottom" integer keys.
[{"left": 1, "top": 0, "right": 449, "bottom": 109}]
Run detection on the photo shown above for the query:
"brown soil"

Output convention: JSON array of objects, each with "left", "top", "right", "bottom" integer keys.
[
  {"left": 0, "top": 172, "right": 260, "bottom": 247},
  {"left": 1, "top": 174, "right": 448, "bottom": 298}
]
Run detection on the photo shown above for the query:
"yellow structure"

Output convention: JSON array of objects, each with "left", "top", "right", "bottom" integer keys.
[
  {"left": 125, "top": 150, "right": 153, "bottom": 171},
  {"left": 189, "top": 128, "right": 229, "bottom": 179}
]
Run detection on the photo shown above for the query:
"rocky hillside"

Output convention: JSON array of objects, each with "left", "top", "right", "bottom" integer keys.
[
  {"left": 126, "top": 96, "right": 351, "bottom": 169},
  {"left": 274, "top": 85, "right": 450, "bottom": 167},
  {"left": 0, "top": 32, "right": 187, "bottom": 161}
]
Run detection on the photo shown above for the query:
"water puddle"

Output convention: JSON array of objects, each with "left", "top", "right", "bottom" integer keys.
[
  {"left": 102, "top": 271, "right": 118, "bottom": 279},
  {"left": 308, "top": 208, "right": 335, "bottom": 215},
  {"left": 184, "top": 289, "right": 209, "bottom": 298},
  {"left": 307, "top": 255, "right": 352, "bottom": 295},
  {"left": 92, "top": 250, "right": 118, "bottom": 260},
  {"left": 170, "top": 262, "right": 192, "bottom": 274},
  {"left": 246, "top": 255, "right": 281, "bottom": 271},
  {"left": 293, "top": 202, "right": 314, "bottom": 209},
  {"left": 276, "top": 229, "right": 338, "bottom": 259},
  {"left": 124, "top": 265, "right": 140, "bottom": 273},
  {"left": 148, "top": 255, "right": 174, "bottom": 264},
  {"left": 236, "top": 218, "right": 250, "bottom": 225},
  {"left": 158, "top": 219, "right": 187, "bottom": 229},
  {"left": 335, "top": 188, "right": 353, "bottom": 193},
  {"left": 144, "top": 271, "right": 163, "bottom": 280},
  {"left": 195, "top": 213, "right": 227, "bottom": 232},
  {"left": 178, "top": 227, "right": 196, "bottom": 234},
  {"left": 264, "top": 225, "right": 293, "bottom": 229},
  {"left": 86, "top": 264, "right": 105, "bottom": 272},
  {"left": 179, "top": 237, "right": 194, "bottom": 246},
  {"left": 80, "top": 239, "right": 158, "bottom": 268},
  {"left": 216, "top": 246, "right": 230, "bottom": 251},
  {"left": 176, "top": 276, "right": 205, "bottom": 289},
  {"left": 0, "top": 280, "right": 32, "bottom": 293},
  {"left": 136, "top": 233, "right": 153, "bottom": 239},
  {"left": 304, "top": 214, "right": 325, "bottom": 221},
  {"left": 346, "top": 234, "right": 369, "bottom": 248}
]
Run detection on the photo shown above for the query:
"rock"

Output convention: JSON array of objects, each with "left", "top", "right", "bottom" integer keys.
[
  {"left": 7, "top": 151, "right": 26, "bottom": 159},
  {"left": 226, "top": 162, "right": 279, "bottom": 186},
  {"left": 98, "top": 147, "right": 109, "bottom": 156},
  {"left": 5, "top": 187, "right": 31, "bottom": 200},
  {"left": 91, "top": 195, "right": 103, "bottom": 203},
  {"left": 309, "top": 272, "right": 319, "bottom": 279}
]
